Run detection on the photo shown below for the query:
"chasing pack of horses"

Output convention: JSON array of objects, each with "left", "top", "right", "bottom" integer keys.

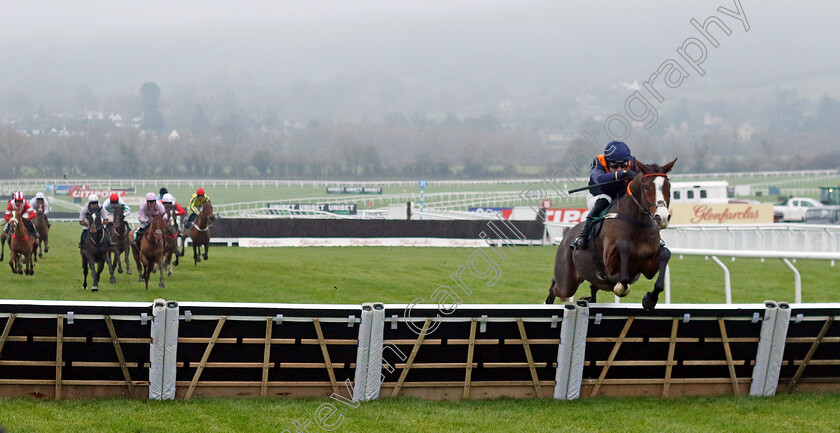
[{"left": 3, "top": 194, "right": 214, "bottom": 293}]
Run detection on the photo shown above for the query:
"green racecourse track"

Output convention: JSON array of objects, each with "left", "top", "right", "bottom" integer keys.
[
  {"left": 2, "top": 393, "right": 840, "bottom": 433},
  {"left": 2, "top": 223, "right": 840, "bottom": 432},
  {"left": 0, "top": 222, "right": 839, "bottom": 304}
]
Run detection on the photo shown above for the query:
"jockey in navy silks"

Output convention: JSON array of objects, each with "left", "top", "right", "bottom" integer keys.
[{"left": 570, "top": 141, "right": 639, "bottom": 250}]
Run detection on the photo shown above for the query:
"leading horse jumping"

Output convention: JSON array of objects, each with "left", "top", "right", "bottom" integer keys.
[{"left": 547, "top": 159, "right": 676, "bottom": 310}]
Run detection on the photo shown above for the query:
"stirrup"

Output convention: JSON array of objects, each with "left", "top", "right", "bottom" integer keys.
[{"left": 570, "top": 235, "right": 587, "bottom": 250}]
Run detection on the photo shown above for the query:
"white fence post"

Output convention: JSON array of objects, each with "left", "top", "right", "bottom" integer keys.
[
  {"left": 148, "top": 299, "right": 166, "bottom": 400},
  {"left": 750, "top": 301, "right": 791, "bottom": 396},
  {"left": 353, "top": 304, "right": 373, "bottom": 401},
  {"left": 710, "top": 256, "right": 732, "bottom": 304},
  {"left": 782, "top": 259, "right": 802, "bottom": 303}
]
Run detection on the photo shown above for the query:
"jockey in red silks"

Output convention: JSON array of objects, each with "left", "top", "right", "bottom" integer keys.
[
  {"left": 5, "top": 191, "right": 39, "bottom": 239},
  {"left": 161, "top": 193, "right": 186, "bottom": 217}
]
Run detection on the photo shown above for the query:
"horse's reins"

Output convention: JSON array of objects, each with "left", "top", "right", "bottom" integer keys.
[{"left": 625, "top": 173, "right": 669, "bottom": 222}]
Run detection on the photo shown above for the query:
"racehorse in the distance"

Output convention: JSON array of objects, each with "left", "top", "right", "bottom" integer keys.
[
  {"left": 107, "top": 203, "right": 132, "bottom": 276},
  {"left": 162, "top": 204, "right": 181, "bottom": 275},
  {"left": 33, "top": 200, "right": 49, "bottom": 258},
  {"left": 546, "top": 159, "right": 676, "bottom": 311},
  {"left": 7, "top": 209, "right": 36, "bottom": 275},
  {"left": 81, "top": 206, "right": 115, "bottom": 291},
  {"left": 182, "top": 202, "right": 214, "bottom": 265},
  {"left": 132, "top": 213, "right": 167, "bottom": 290}
]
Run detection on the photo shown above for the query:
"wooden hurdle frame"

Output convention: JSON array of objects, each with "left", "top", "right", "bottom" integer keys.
[{"left": 1, "top": 301, "right": 839, "bottom": 400}]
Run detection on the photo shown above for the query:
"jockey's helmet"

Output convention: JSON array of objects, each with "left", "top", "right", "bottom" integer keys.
[
  {"left": 88, "top": 194, "right": 99, "bottom": 203},
  {"left": 13, "top": 191, "right": 24, "bottom": 202},
  {"left": 159, "top": 187, "right": 168, "bottom": 196},
  {"left": 197, "top": 188, "right": 205, "bottom": 196},
  {"left": 604, "top": 141, "right": 632, "bottom": 165},
  {"left": 110, "top": 193, "right": 119, "bottom": 203},
  {"left": 145, "top": 192, "right": 157, "bottom": 201},
  {"left": 162, "top": 193, "right": 175, "bottom": 203},
  {"left": 35, "top": 192, "right": 45, "bottom": 199}
]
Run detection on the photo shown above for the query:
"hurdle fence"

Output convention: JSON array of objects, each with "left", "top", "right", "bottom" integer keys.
[{"left": 2, "top": 300, "right": 838, "bottom": 401}]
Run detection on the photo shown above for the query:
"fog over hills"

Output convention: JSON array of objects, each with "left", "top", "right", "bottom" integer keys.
[{"left": 1, "top": 1, "right": 838, "bottom": 178}]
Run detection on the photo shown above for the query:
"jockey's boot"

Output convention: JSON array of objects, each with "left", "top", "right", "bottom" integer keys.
[
  {"left": 135, "top": 227, "right": 145, "bottom": 246},
  {"left": 46, "top": 215, "right": 51, "bottom": 228},
  {"left": 25, "top": 220, "right": 38, "bottom": 239},
  {"left": 571, "top": 198, "right": 610, "bottom": 250},
  {"left": 79, "top": 230, "right": 87, "bottom": 248},
  {"left": 570, "top": 219, "right": 594, "bottom": 250}
]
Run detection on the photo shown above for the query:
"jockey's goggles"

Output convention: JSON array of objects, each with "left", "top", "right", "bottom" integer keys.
[{"left": 607, "top": 160, "right": 628, "bottom": 169}]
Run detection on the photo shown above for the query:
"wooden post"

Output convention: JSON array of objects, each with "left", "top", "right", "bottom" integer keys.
[
  {"left": 56, "top": 315, "right": 64, "bottom": 400},
  {"left": 463, "top": 319, "right": 477, "bottom": 399},
  {"left": 261, "top": 318, "right": 273, "bottom": 398},
  {"left": 313, "top": 318, "right": 338, "bottom": 395},
  {"left": 663, "top": 319, "right": 679, "bottom": 397},
  {"left": 105, "top": 316, "right": 136, "bottom": 399},
  {"left": 517, "top": 318, "right": 541, "bottom": 396},
  {"left": 590, "top": 317, "right": 634, "bottom": 397},
  {"left": 718, "top": 318, "right": 740, "bottom": 395},
  {"left": 786, "top": 317, "right": 834, "bottom": 393},
  {"left": 185, "top": 317, "right": 226, "bottom": 400},
  {"left": 391, "top": 318, "right": 432, "bottom": 398},
  {"left": 0, "top": 314, "right": 15, "bottom": 357}
]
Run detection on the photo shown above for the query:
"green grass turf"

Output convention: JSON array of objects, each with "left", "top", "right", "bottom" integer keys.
[
  {"left": 1, "top": 393, "right": 839, "bottom": 433},
  {"left": 1, "top": 222, "right": 838, "bottom": 305}
]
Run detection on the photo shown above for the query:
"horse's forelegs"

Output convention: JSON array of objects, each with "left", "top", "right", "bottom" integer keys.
[
  {"left": 613, "top": 239, "right": 632, "bottom": 297},
  {"left": 202, "top": 243, "right": 209, "bottom": 260},
  {"left": 158, "top": 260, "right": 165, "bottom": 288},
  {"left": 25, "top": 253, "right": 34, "bottom": 275},
  {"left": 643, "top": 247, "right": 672, "bottom": 311},
  {"left": 545, "top": 278, "right": 557, "bottom": 304},
  {"left": 193, "top": 244, "right": 200, "bottom": 264},
  {"left": 107, "top": 252, "right": 116, "bottom": 284},
  {"left": 93, "top": 260, "right": 105, "bottom": 291},
  {"left": 82, "top": 258, "right": 89, "bottom": 290},
  {"left": 125, "top": 250, "right": 132, "bottom": 275}
]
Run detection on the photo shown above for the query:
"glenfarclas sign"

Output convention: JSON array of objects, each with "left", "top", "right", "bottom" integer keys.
[
  {"left": 69, "top": 186, "right": 128, "bottom": 199},
  {"left": 669, "top": 203, "right": 773, "bottom": 225}
]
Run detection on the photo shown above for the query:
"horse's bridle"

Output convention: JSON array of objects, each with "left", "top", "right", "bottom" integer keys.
[{"left": 626, "top": 173, "right": 669, "bottom": 221}]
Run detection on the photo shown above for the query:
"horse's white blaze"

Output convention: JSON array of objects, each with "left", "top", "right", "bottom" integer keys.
[
  {"left": 653, "top": 176, "right": 670, "bottom": 229},
  {"left": 613, "top": 282, "right": 630, "bottom": 297}
]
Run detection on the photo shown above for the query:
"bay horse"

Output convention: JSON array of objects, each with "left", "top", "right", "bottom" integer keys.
[
  {"left": 107, "top": 204, "right": 132, "bottom": 276},
  {"left": 162, "top": 205, "right": 181, "bottom": 275},
  {"left": 81, "top": 206, "right": 115, "bottom": 291},
  {"left": 546, "top": 159, "right": 676, "bottom": 310},
  {"left": 33, "top": 200, "right": 49, "bottom": 257},
  {"left": 7, "top": 209, "right": 35, "bottom": 275},
  {"left": 182, "top": 203, "right": 214, "bottom": 265},
  {"left": 132, "top": 213, "right": 167, "bottom": 290}
]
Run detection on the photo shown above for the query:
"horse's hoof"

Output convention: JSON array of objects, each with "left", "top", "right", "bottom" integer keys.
[
  {"left": 39, "top": 253, "right": 43, "bottom": 258},
  {"left": 203, "top": 255, "right": 208, "bottom": 260},
  {"left": 45, "top": 248, "right": 49, "bottom": 253},
  {"left": 159, "top": 283, "right": 165, "bottom": 288},
  {"left": 92, "top": 286, "right": 98, "bottom": 292},
  {"left": 118, "top": 268, "right": 123, "bottom": 274},
  {"left": 642, "top": 292, "right": 658, "bottom": 311},
  {"left": 613, "top": 282, "right": 630, "bottom": 297},
  {"left": 110, "top": 277, "right": 117, "bottom": 284},
  {"left": 127, "top": 270, "right": 132, "bottom": 275},
  {"left": 578, "top": 296, "right": 593, "bottom": 302}
]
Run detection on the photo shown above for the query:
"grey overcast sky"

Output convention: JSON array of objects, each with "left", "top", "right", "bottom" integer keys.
[{"left": 1, "top": 1, "right": 838, "bottom": 120}]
